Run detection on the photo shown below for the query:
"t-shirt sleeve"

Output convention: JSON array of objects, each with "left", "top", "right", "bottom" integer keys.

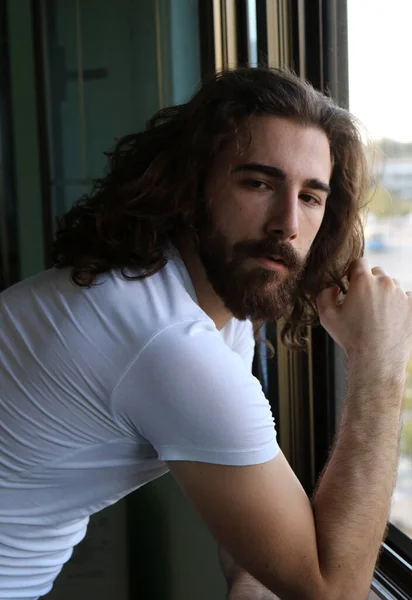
[{"left": 111, "top": 320, "right": 279, "bottom": 466}]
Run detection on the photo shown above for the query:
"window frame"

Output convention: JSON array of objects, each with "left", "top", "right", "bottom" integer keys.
[{"left": 0, "top": 0, "right": 19, "bottom": 289}]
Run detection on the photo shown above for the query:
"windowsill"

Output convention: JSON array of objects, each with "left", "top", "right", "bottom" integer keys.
[{"left": 370, "top": 577, "right": 411, "bottom": 600}]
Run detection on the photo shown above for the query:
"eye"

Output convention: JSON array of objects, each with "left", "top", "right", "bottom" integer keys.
[
  {"left": 300, "top": 193, "right": 323, "bottom": 206},
  {"left": 244, "top": 179, "right": 271, "bottom": 190}
]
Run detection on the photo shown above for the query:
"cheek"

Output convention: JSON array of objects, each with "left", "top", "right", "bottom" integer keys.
[
  {"left": 211, "top": 188, "right": 254, "bottom": 227},
  {"left": 208, "top": 180, "right": 270, "bottom": 240},
  {"left": 300, "top": 209, "right": 325, "bottom": 249},
  {"left": 229, "top": 203, "right": 263, "bottom": 239}
]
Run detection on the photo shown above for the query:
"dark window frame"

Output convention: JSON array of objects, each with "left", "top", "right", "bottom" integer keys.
[
  {"left": 0, "top": 0, "right": 19, "bottom": 290},
  {"left": 31, "top": 0, "right": 54, "bottom": 268}
]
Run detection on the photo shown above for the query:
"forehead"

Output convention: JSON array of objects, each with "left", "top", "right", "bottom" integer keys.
[{"left": 225, "top": 115, "right": 332, "bottom": 182}]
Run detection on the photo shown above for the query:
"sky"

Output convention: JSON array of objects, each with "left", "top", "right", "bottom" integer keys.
[{"left": 348, "top": 0, "right": 412, "bottom": 142}]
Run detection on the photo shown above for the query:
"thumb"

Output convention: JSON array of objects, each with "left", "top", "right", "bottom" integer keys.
[{"left": 316, "top": 285, "right": 341, "bottom": 315}]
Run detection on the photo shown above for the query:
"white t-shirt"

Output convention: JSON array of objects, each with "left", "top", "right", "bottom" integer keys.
[{"left": 0, "top": 250, "right": 278, "bottom": 599}]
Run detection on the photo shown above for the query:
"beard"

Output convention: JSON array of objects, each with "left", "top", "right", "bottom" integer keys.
[{"left": 195, "top": 206, "right": 306, "bottom": 322}]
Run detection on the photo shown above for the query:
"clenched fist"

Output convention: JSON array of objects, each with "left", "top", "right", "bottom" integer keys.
[{"left": 317, "top": 258, "right": 412, "bottom": 385}]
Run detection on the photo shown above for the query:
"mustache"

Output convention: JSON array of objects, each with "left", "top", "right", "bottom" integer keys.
[{"left": 233, "top": 238, "right": 302, "bottom": 269}]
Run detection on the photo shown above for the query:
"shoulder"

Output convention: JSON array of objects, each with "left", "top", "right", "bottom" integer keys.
[
  {"left": 221, "top": 318, "right": 256, "bottom": 370},
  {"left": 112, "top": 317, "right": 277, "bottom": 466}
]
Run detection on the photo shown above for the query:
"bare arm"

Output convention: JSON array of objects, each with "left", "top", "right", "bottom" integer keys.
[
  {"left": 311, "top": 263, "right": 407, "bottom": 596},
  {"left": 220, "top": 369, "right": 403, "bottom": 599},
  {"left": 311, "top": 360, "right": 402, "bottom": 591},
  {"left": 168, "top": 260, "right": 412, "bottom": 600}
]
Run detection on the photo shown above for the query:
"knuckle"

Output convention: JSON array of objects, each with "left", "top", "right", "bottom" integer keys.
[
  {"left": 348, "top": 258, "right": 369, "bottom": 277},
  {"left": 378, "top": 274, "right": 395, "bottom": 289},
  {"left": 350, "top": 269, "right": 369, "bottom": 281}
]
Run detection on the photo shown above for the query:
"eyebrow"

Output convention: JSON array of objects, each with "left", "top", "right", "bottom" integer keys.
[{"left": 232, "top": 162, "right": 331, "bottom": 196}]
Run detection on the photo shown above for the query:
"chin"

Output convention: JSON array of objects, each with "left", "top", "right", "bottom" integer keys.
[{"left": 222, "top": 292, "right": 288, "bottom": 322}]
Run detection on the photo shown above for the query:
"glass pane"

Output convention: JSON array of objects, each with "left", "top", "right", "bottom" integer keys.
[
  {"left": 247, "top": 0, "right": 258, "bottom": 67},
  {"left": 41, "top": 0, "right": 200, "bottom": 223},
  {"left": 348, "top": 0, "right": 412, "bottom": 539}
]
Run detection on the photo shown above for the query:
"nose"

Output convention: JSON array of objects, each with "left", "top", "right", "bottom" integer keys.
[{"left": 265, "top": 190, "right": 299, "bottom": 242}]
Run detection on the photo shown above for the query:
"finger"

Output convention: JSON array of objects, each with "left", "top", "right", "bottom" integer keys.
[
  {"left": 371, "top": 267, "right": 400, "bottom": 287},
  {"left": 371, "top": 266, "right": 388, "bottom": 277},
  {"left": 316, "top": 285, "right": 341, "bottom": 313},
  {"left": 347, "top": 258, "right": 371, "bottom": 281}
]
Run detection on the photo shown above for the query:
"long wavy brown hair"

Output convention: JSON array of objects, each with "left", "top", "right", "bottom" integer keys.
[{"left": 52, "top": 67, "right": 369, "bottom": 350}]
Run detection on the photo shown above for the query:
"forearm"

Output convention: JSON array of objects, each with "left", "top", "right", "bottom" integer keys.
[{"left": 312, "top": 361, "right": 404, "bottom": 598}]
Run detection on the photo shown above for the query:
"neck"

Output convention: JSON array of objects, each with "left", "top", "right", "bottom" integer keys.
[{"left": 175, "top": 236, "right": 232, "bottom": 330}]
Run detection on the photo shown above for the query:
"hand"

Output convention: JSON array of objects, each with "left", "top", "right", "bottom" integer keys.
[
  {"left": 219, "top": 545, "right": 241, "bottom": 585},
  {"left": 219, "top": 547, "right": 279, "bottom": 599},
  {"left": 227, "top": 572, "right": 280, "bottom": 600},
  {"left": 317, "top": 258, "right": 412, "bottom": 381}
]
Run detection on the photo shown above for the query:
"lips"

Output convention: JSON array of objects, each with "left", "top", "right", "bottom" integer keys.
[
  {"left": 266, "top": 255, "right": 286, "bottom": 265},
  {"left": 254, "top": 256, "right": 288, "bottom": 272}
]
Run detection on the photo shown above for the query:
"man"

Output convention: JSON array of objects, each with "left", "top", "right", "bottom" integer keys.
[{"left": 0, "top": 68, "right": 411, "bottom": 600}]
